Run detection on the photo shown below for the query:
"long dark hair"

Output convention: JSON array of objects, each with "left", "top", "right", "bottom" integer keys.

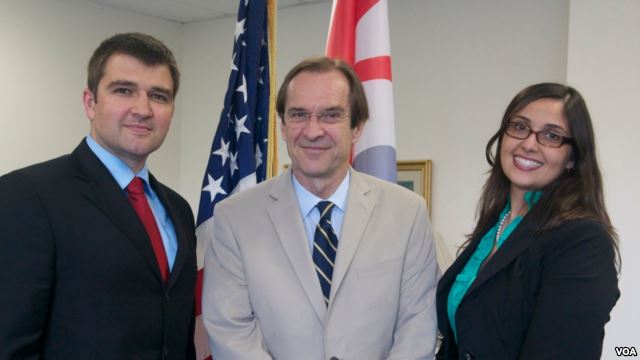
[{"left": 469, "top": 83, "right": 619, "bottom": 267}]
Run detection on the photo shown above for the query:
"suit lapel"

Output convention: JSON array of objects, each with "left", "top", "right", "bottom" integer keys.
[
  {"left": 330, "top": 170, "right": 374, "bottom": 303},
  {"left": 150, "top": 175, "right": 190, "bottom": 289},
  {"left": 71, "top": 140, "right": 165, "bottom": 284},
  {"left": 465, "top": 214, "right": 539, "bottom": 297},
  {"left": 438, "top": 213, "right": 541, "bottom": 337},
  {"left": 436, "top": 231, "right": 483, "bottom": 335},
  {"left": 437, "top": 224, "right": 488, "bottom": 300},
  {"left": 266, "top": 170, "right": 327, "bottom": 322}
]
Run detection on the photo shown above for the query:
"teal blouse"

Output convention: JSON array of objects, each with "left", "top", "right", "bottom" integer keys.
[{"left": 446, "top": 191, "right": 541, "bottom": 341}]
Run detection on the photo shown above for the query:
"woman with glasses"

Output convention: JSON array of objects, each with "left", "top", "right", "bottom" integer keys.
[{"left": 436, "top": 83, "right": 619, "bottom": 359}]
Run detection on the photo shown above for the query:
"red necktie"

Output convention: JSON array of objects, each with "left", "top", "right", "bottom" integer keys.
[{"left": 126, "top": 177, "right": 169, "bottom": 282}]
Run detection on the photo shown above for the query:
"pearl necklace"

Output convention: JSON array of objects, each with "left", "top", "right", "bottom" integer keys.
[{"left": 495, "top": 210, "right": 512, "bottom": 243}]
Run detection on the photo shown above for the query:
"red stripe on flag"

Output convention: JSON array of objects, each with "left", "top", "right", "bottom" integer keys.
[
  {"left": 326, "top": 0, "right": 356, "bottom": 64},
  {"left": 355, "top": 0, "right": 379, "bottom": 23},
  {"left": 326, "top": 0, "right": 381, "bottom": 64},
  {"left": 354, "top": 56, "right": 392, "bottom": 82},
  {"left": 195, "top": 268, "right": 204, "bottom": 316}
]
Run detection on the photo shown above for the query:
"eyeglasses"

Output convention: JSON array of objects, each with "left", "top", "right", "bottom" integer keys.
[
  {"left": 285, "top": 110, "right": 348, "bottom": 126},
  {"left": 504, "top": 119, "right": 574, "bottom": 148}
]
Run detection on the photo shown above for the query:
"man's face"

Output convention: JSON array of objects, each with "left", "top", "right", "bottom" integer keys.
[
  {"left": 83, "top": 53, "right": 174, "bottom": 172},
  {"left": 281, "top": 70, "right": 362, "bottom": 193}
]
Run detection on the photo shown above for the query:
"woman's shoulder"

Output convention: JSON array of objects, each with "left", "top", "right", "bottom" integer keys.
[
  {"left": 550, "top": 217, "right": 607, "bottom": 234},
  {"left": 537, "top": 218, "right": 617, "bottom": 266}
]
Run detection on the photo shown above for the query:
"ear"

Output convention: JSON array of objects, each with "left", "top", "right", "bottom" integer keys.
[
  {"left": 82, "top": 88, "right": 96, "bottom": 120},
  {"left": 351, "top": 123, "right": 364, "bottom": 144},
  {"left": 566, "top": 159, "right": 575, "bottom": 171},
  {"left": 280, "top": 120, "right": 288, "bottom": 141}
]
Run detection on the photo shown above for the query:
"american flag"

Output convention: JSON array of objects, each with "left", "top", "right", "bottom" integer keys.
[
  {"left": 193, "top": 0, "right": 275, "bottom": 358},
  {"left": 326, "top": 0, "right": 397, "bottom": 182}
]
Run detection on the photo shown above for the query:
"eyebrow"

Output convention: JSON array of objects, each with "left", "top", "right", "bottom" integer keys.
[
  {"left": 107, "top": 80, "right": 173, "bottom": 99},
  {"left": 286, "top": 107, "right": 308, "bottom": 113},
  {"left": 512, "top": 115, "right": 569, "bottom": 133},
  {"left": 107, "top": 80, "right": 137, "bottom": 89},
  {"left": 286, "top": 106, "right": 345, "bottom": 112}
]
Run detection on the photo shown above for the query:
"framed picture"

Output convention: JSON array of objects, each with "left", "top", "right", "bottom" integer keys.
[{"left": 397, "top": 160, "right": 432, "bottom": 215}]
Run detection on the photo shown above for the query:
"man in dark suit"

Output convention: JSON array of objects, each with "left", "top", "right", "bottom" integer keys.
[{"left": 0, "top": 33, "right": 197, "bottom": 360}]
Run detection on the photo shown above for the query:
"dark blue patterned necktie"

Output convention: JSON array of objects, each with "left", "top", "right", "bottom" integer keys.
[{"left": 313, "top": 201, "right": 339, "bottom": 306}]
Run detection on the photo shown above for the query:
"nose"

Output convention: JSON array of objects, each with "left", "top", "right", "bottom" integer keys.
[
  {"left": 132, "top": 93, "right": 153, "bottom": 119},
  {"left": 520, "top": 131, "right": 539, "bottom": 151},
  {"left": 301, "top": 116, "right": 325, "bottom": 139}
]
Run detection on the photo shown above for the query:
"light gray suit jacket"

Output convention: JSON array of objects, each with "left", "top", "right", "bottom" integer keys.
[{"left": 202, "top": 169, "right": 437, "bottom": 360}]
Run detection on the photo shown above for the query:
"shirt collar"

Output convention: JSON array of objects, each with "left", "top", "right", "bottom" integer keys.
[
  {"left": 292, "top": 170, "right": 350, "bottom": 217},
  {"left": 506, "top": 190, "right": 542, "bottom": 212},
  {"left": 85, "top": 135, "right": 152, "bottom": 195},
  {"left": 523, "top": 190, "right": 542, "bottom": 207}
]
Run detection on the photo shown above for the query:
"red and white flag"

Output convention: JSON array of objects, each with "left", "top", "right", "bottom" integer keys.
[{"left": 326, "top": 0, "right": 397, "bottom": 182}]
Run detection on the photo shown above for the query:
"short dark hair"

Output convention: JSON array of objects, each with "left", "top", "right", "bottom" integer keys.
[
  {"left": 276, "top": 56, "right": 369, "bottom": 129},
  {"left": 87, "top": 32, "right": 179, "bottom": 100}
]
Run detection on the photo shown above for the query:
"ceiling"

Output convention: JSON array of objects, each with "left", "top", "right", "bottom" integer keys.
[{"left": 85, "top": 0, "right": 331, "bottom": 24}]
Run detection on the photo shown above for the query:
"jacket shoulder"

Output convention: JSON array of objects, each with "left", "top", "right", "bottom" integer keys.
[
  {"left": 1, "top": 154, "right": 73, "bottom": 188},
  {"left": 354, "top": 170, "right": 426, "bottom": 206},
  {"left": 215, "top": 174, "right": 278, "bottom": 210},
  {"left": 540, "top": 218, "right": 612, "bottom": 250}
]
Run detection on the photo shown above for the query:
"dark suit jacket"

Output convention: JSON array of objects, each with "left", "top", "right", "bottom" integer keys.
[
  {"left": 436, "top": 213, "right": 619, "bottom": 360},
  {"left": 0, "top": 140, "right": 197, "bottom": 360}
]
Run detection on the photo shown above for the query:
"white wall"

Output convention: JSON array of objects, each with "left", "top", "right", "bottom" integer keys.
[
  {"left": 567, "top": 1, "right": 640, "bottom": 357},
  {"left": 0, "top": 0, "right": 183, "bottom": 188},
  {"left": 1, "top": 0, "right": 636, "bottom": 352},
  {"left": 387, "top": 0, "right": 569, "bottom": 255}
]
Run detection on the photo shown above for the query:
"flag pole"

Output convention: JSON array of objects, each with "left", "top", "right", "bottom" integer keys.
[{"left": 266, "top": 0, "right": 278, "bottom": 178}]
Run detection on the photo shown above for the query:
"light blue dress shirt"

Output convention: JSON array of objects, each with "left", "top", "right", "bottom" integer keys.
[
  {"left": 292, "top": 171, "right": 350, "bottom": 253},
  {"left": 85, "top": 135, "right": 178, "bottom": 270}
]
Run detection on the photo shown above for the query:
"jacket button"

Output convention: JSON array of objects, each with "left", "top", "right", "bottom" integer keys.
[
  {"left": 162, "top": 346, "right": 169, "bottom": 359},
  {"left": 464, "top": 352, "right": 474, "bottom": 360}
]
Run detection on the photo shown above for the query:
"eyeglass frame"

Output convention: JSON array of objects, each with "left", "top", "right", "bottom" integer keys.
[
  {"left": 284, "top": 109, "right": 350, "bottom": 127},
  {"left": 502, "top": 118, "right": 575, "bottom": 148}
]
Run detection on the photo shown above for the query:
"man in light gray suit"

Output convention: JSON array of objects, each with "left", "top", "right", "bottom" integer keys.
[{"left": 202, "top": 56, "right": 438, "bottom": 360}]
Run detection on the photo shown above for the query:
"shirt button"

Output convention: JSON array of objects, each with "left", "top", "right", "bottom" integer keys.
[
  {"left": 329, "top": 357, "right": 340, "bottom": 360},
  {"left": 464, "top": 352, "right": 474, "bottom": 360}
]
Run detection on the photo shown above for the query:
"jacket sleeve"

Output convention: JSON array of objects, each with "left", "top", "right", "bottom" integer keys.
[
  {"left": 0, "top": 171, "right": 54, "bottom": 360},
  {"left": 201, "top": 204, "right": 273, "bottom": 360},
  {"left": 386, "top": 199, "right": 439, "bottom": 360},
  {"left": 519, "top": 220, "right": 619, "bottom": 359}
]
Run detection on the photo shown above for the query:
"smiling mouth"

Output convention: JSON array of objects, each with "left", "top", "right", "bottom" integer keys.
[
  {"left": 302, "top": 146, "right": 328, "bottom": 154},
  {"left": 514, "top": 155, "right": 542, "bottom": 170},
  {"left": 125, "top": 124, "right": 152, "bottom": 133}
]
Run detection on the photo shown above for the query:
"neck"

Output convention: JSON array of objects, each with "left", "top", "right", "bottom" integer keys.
[
  {"left": 509, "top": 189, "right": 529, "bottom": 221},
  {"left": 292, "top": 168, "right": 347, "bottom": 199},
  {"left": 124, "top": 160, "right": 145, "bottom": 173}
]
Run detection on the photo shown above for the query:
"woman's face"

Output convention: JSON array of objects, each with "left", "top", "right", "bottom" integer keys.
[{"left": 500, "top": 98, "right": 575, "bottom": 201}]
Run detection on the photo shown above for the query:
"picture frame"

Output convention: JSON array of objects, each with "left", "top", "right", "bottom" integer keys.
[{"left": 397, "top": 160, "right": 432, "bottom": 215}]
